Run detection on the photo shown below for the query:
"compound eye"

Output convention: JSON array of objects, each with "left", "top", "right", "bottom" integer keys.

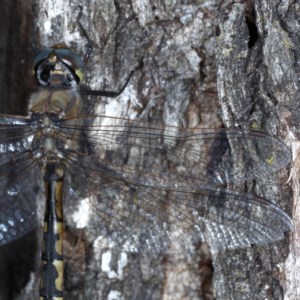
[
  {"left": 61, "top": 58, "right": 72, "bottom": 66},
  {"left": 40, "top": 63, "right": 54, "bottom": 82},
  {"left": 55, "top": 49, "right": 85, "bottom": 69},
  {"left": 32, "top": 47, "right": 86, "bottom": 84},
  {"left": 32, "top": 49, "right": 52, "bottom": 71},
  {"left": 55, "top": 49, "right": 85, "bottom": 82}
]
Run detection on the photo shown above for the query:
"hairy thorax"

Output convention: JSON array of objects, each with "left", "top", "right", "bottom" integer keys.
[
  {"left": 28, "top": 88, "right": 82, "bottom": 117},
  {"left": 28, "top": 88, "right": 83, "bottom": 177}
]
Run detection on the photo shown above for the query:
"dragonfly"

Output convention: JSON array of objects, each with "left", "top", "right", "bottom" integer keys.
[{"left": 0, "top": 10, "right": 293, "bottom": 300}]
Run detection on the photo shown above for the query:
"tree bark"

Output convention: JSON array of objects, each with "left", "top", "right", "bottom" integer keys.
[
  {"left": 216, "top": 2, "right": 298, "bottom": 299},
  {"left": 0, "top": 0, "right": 298, "bottom": 299}
]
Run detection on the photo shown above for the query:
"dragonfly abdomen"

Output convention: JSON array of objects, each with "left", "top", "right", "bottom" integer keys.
[{"left": 40, "top": 167, "right": 64, "bottom": 300}]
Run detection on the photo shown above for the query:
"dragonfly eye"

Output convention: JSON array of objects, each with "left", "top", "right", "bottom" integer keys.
[
  {"left": 39, "top": 63, "right": 54, "bottom": 83},
  {"left": 33, "top": 47, "right": 85, "bottom": 86},
  {"left": 53, "top": 48, "right": 85, "bottom": 83},
  {"left": 61, "top": 58, "right": 72, "bottom": 66}
]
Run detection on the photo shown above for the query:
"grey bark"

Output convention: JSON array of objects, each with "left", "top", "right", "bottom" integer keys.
[
  {"left": 0, "top": 0, "right": 298, "bottom": 300},
  {"left": 216, "top": 2, "right": 299, "bottom": 300}
]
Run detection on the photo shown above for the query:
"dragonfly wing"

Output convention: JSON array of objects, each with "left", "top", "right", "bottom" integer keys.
[
  {"left": 0, "top": 115, "right": 40, "bottom": 245},
  {"left": 61, "top": 116, "right": 291, "bottom": 184},
  {"left": 0, "top": 115, "right": 33, "bottom": 153},
  {"left": 59, "top": 115, "right": 292, "bottom": 252},
  {"left": 63, "top": 155, "right": 292, "bottom": 253},
  {"left": 0, "top": 154, "right": 41, "bottom": 245},
  {"left": 63, "top": 164, "right": 197, "bottom": 254}
]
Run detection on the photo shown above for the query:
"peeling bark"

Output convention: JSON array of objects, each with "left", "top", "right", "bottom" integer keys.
[{"left": 0, "top": 0, "right": 298, "bottom": 299}]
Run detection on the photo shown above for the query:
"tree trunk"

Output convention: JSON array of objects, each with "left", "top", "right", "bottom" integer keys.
[{"left": 0, "top": 0, "right": 298, "bottom": 299}]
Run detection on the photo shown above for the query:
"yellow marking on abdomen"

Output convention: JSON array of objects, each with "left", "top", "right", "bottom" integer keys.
[{"left": 53, "top": 259, "right": 64, "bottom": 292}]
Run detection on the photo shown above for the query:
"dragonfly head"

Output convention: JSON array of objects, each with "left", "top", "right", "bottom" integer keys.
[{"left": 32, "top": 44, "right": 85, "bottom": 88}]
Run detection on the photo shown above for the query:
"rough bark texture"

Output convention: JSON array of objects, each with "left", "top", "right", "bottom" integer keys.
[{"left": 0, "top": 0, "right": 298, "bottom": 300}]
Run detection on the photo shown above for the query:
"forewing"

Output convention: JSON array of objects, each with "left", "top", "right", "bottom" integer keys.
[
  {"left": 61, "top": 116, "right": 291, "bottom": 184},
  {"left": 58, "top": 115, "right": 292, "bottom": 253}
]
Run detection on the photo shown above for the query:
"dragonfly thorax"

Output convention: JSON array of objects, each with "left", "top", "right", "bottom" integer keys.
[
  {"left": 30, "top": 114, "right": 70, "bottom": 173},
  {"left": 28, "top": 88, "right": 82, "bottom": 117}
]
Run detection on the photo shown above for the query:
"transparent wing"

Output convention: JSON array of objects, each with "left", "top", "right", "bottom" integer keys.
[
  {"left": 0, "top": 113, "right": 292, "bottom": 251},
  {"left": 0, "top": 115, "right": 33, "bottom": 154},
  {"left": 63, "top": 154, "right": 292, "bottom": 253},
  {"left": 58, "top": 115, "right": 292, "bottom": 253},
  {"left": 0, "top": 115, "right": 39, "bottom": 245},
  {"left": 61, "top": 116, "right": 291, "bottom": 185}
]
